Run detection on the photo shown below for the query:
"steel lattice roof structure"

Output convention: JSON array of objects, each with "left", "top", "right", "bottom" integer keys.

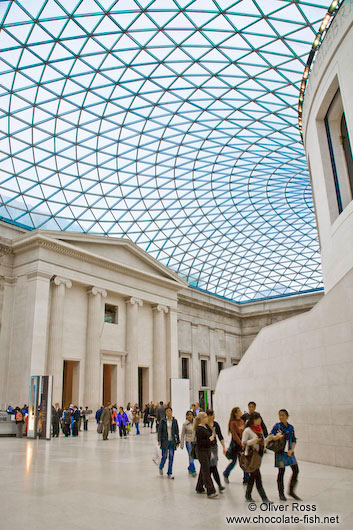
[{"left": 0, "top": 0, "right": 333, "bottom": 302}]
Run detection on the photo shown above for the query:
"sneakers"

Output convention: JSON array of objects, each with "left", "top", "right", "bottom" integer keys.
[
  {"left": 167, "top": 475, "right": 175, "bottom": 479},
  {"left": 219, "top": 486, "right": 225, "bottom": 493},
  {"left": 159, "top": 468, "right": 163, "bottom": 476},
  {"left": 245, "top": 495, "right": 255, "bottom": 502},
  {"left": 223, "top": 473, "right": 229, "bottom": 484},
  {"left": 196, "top": 490, "right": 206, "bottom": 494},
  {"left": 279, "top": 493, "right": 287, "bottom": 501},
  {"left": 207, "top": 493, "right": 218, "bottom": 499}
]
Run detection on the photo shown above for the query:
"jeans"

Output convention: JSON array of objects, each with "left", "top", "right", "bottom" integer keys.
[
  {"left": 185, "top": 441, "right": 196, "bottom": 474},
  {"left": 224, "top": 452, "right": 239, "bottom": 478},
  {"left": 135, "top": 422, "right": 140, "bottom": 435},
  {"left": 160, "top": 441, "right": 175, "bottom": 475},
  {"left": 83, "top": 420, "right": 88, "bottom": 431}
]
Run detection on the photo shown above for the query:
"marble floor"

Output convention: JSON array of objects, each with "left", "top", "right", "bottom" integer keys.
[{"left": 0, "top": 427, "right": 352, "bottom": 530}]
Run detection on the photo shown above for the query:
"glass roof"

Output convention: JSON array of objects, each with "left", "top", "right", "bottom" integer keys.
[{"left": 0, "top": 0, "right": 328, "bottom": 302}]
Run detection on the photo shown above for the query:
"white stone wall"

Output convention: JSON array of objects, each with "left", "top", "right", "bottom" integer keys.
[
  {"left": 215, "top": 4, "right": 353, "bottom": 469},
  {"left": 214, "top": 266, "right": 353, "bottom": 469},
  {"left": 303, "top": 0, "right": 353, "bottom": 292}
]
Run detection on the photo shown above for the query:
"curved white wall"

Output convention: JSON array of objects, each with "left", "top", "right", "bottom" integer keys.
[
  {"left": 215, "top": 2, "right": 353, "bottom": 469},
  {"left": 303, "top": 0, "right": 353, "bottom": 292}
]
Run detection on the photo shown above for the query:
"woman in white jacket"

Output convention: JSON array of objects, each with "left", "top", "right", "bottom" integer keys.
[
  {"left": 242, "top": 412, "right": 283, "bottom": 504},
  {"left": 180, "top": 411, "right": 196, "bottom": 476}
]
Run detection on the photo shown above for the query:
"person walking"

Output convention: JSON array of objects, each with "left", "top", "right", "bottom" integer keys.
[
  {"left": 158, "top": 406, "right": 180, "bottom": 479},
  {"left": 117, "top": 407, "right": 129, "bottom": 438},
  {"left": 148, "top": 402, "right": 156, "bottom": 433},
  {"left": 223, "top": 407, "right": 245, "bottom": 484},
  {"left": 15, "top": 407, "right": 24, "bottom": 438},
  {"left": 206, "top": 409, "right": 226, "bottom": 493},
  {"left": 242, "top": 412, "right": 282, "bottom": 504},
  {"left": 143, "top": 404, "right": 149, "bottom": 428},
  {"left": 95, "top": 406, "right": 103, "bottom": 424},
  {"left": 194, "top": 412, "right": 218, "bottom": 499},
  {"left": 242, "top": 401, "right": 268, "bottom": 484},
  {"left": 100, "top": 403, "right": 112, "bottom": 440},
  {"left": 180, "top": 410, "right": 196, "bottom": 476},
  {"left": 72, "top": 406, "right": 80, "bottom": 436},
  {"left": 156, "top": 401, "right": 166, "bottom": 435},
  {"left": 62, "top": 407, "right": 72, "bottom": 437},
  {"left": 52, "top": 403, "right": 62, "bottom": 437},
  {"left": 83, "top": 406, "right": 89, "bottom": 431},
  {"left": 271, "top": 409, "right": 301, "bottom": 501},
  {"left": 133, "top": 408, "right": 141, "bottom": 435}
]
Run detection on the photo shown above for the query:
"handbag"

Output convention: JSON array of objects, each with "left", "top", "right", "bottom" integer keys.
[
  {"left": 190, "top": 443, "right": 198, "bottom": 460},
  {"left": 239, "top": 447, "right": 261, "bottom": 473},
  {"left": 97, "top": 423, "right": 103, "bottom": 434},
  {"left": 225, "top": 439, "right": 242, "bottom": 460},
  {"left": 266, "top": 437, "right": 286, "bottom": 453}
]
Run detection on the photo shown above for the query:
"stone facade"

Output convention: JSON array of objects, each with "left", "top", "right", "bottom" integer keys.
[{"left": 0, "top": 221, "right": 321, "bottom": 412}]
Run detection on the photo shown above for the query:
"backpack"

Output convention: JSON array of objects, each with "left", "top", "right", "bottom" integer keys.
[{"left": 16, "top": 411, "right": 23, "bottom": 422}]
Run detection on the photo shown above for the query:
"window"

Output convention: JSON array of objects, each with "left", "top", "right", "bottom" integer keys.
[
  {"left": 181, "top": 358, "right": 189, "bottom": 379},
  {"left": 104, "top": 304, "right": 117, "bottom": 324},
  {"left": 201, "top": 360, "right": 208, "bottom": 387},
  {"left": 217, "top": 361, "right": 224, "bottom": 374},
  {"left": 325, "top": 89, "right": 353, "bottom": 215},
  {"left": 341, "top": 113, "right": 353, "bottom": 197}
]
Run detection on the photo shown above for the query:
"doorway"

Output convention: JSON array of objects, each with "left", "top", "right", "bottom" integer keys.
[
  {"left": 103, "top": 364, "right": 117, "bottom": 406},
  {"left": 62, "top": 360, "right": 79, "bottom": 408},
  {"left": 138, "top": 367, "right": 149, "bottom": 409}
]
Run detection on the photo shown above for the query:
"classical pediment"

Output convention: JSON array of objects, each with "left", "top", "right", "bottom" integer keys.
[{"left": 39, "top": 230, "right": 185, "bottom": 285}]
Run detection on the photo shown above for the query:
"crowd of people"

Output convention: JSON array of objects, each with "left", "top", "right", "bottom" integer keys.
[
  {"left": 153, "top": 400, "right": 300, "bottom": 504},
  {"left": 6, "top": 399, "right": 300, "bottom": 504}
]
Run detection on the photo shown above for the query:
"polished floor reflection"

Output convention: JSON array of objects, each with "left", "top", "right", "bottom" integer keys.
[{"left": 0, "top": 427, "right": 352, "bottom": 530}]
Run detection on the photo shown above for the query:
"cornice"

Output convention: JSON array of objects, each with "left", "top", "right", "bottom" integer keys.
[
  {"left": 26, "top": 229, "right": 187, "bottom": 286},
  {"left": 11, "top": 233, "right": 185, "bottom": 292}
]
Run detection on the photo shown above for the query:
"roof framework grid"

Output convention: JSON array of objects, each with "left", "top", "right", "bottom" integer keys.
[{"left": 0, "top": 0, "right": 328, "bottom": 302}]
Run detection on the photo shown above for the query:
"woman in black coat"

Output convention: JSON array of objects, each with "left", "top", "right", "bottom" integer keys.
[
  {"left": 158, "top": 406, "right": 180, "bottom": 479},
  {"left": 194, "top": 412, "right": 218, "bottom": 498}
]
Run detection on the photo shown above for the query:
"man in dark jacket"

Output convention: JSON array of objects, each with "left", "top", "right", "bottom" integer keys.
[
  {"left": 158, "top": 406, "right": 180, "bottom": 479},
  {"left": 51, "top": 403, "right": 62, "bottom": 437},
  {"left": 156, "top": 401, "right": 166, "bottom": 434},
  {"left": 95, "top": 406, "right": 103, "bottom": 424},
  {"left": 100, "top": 403, "right": 112, "bottom": 440}
]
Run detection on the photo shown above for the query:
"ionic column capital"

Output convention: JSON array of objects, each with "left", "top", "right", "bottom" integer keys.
[
  {"left": 52, "top": 276, "right": 72, "bottom": 289},
  {"left": 88, "top": 286, "right": 107, "bottom": 298},
  {"left": 152, "top": 304, "right": 169, "bottom": 314},
  {"left": 124, "top": 296, "right": 143, "bottom": 307}
]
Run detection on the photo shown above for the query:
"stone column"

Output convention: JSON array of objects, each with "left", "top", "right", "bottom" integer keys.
[
  {"left": 166, "top": 308, "right": 178, "bottom": 400},
  {"left": 26, "top": 271, "right": 51, "bottom": 376},
  {"left": 125, "top": 297, "right": 143, "bottom": 405},
  {"left": 153, "top": 304, "right": 168, "bottom": 402},
  {"left": 191, "top": 323, "right": 199, "bottom": 403},
  {"left": 0, "top": 277, "right": 16, "bottom": 408},
  {"left": 84, "top": 287, "right": 107, "bottom": 411},
  {"left": 47, "top": 277, "right": 72, "bottom": 405},
  {"left": 117, "top": 356, "right": 126, "bottom": 406}
]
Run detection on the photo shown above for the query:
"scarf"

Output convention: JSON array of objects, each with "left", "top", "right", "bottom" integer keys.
[{"left": 251, "top": 424, "right": 264, "bottom": 446}]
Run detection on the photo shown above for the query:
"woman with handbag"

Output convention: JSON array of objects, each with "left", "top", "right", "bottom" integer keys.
[
  {"left": 206, "top": 409, "right": 226, "bottom": 493},
  {"left": 194, "top": 412, "right": 218, "bottom": 498},
  {"left": 223, "top": 407, "right": 245, "bottom": 484},
  {"left": 242, "top": 412, "right": 282, "bottom": 504},
  {"left": 271, "top": 409, "right": 300, "bottom": 501},
  {"left": 180, "top": 410, "right": 196, "bottom": 476}
]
